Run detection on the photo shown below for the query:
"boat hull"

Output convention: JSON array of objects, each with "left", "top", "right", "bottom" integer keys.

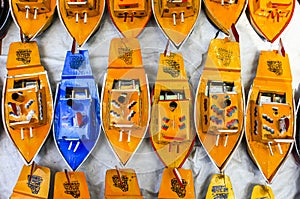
[
  {"left": 2, "top": 41, "right": 53, "bottom": 165},
  {"left": 195, "top": 38, "right": 244, "bottom": 172},
  {"left": 53, "top": 50, "right": 101, "bottom": 171}
]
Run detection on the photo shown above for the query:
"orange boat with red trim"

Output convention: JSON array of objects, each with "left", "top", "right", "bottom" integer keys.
[
  {"left": 2, "top": 41, "right": 53, "bottom": 165},
  {"left": 101, "top": 38, "right": 150, "bottom": 166},
  {"left": 245, "top": 49, "right": 295, "bottom": 183},
  {"left": 247, "top": 0, "right": 295, "bottom": 42},
  {"left": 107, "top": 0, "right": 152, "bottom": 38}
]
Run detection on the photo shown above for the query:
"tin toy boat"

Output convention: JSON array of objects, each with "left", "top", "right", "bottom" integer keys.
[
  {"left": 10, "top": 0, "right": 56, "bottom": 40},
  {"left": 105, "top": 168, "right": 143, "bottom": 198},
  {"left": 150, "top": 51, "right": 195, "bottom": 198},
  {"left": 58, "top": 0, "right": 105, "bottom": 46},
  {"left": 11, "top": 163, "right": 51, "bottom": 198},
  {"left": 250, "top": 185, "right": 275, "bottom": 199},
  {"left": 245, "top": 49, "right": 294, "bottom": 183},
  {"left": 247, "top": 0, "right": 295, "bottom": 42},
  {"left": 53, "top": 170, "right": 90, "bottom": 199},
  {"left": 2, "top": 41, "right": 53, "bottom": 165},
  {"left": 150, "top": 52, "right": 194, "bottom": 168},
  {"left": 203, "top": 0, "right": 246, "bottom": 34},
  {"left": 53, "top": 50, "right": 101, "bottom": 171},
  {"left": 108, "top": 0, "right": 152, "bottom": 38},
  {"left": 195, "top": 38, "right": 244, "bottom": 173},
  {"left": 101, "top": 38, "right": 150, "bottom": 166},
  {"left": 0, "top": 0, "right": 12, "bottom": 51},
  {"left": 152, "top": 0, "right": 200, "bottom": 48}
]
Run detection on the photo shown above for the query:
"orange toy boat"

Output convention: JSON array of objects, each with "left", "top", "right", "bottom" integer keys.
[
  {"left": 150, "top": 52, "right": 194, "bottom": 168},
  {"left": 10, "top": 0, "right": 56, "bottom": 40},
  {"left": 101, "top": 38, "right": 150, "bottom": 166},
  {"left": 105, "top": 168, "right": 143, "bottom": 198},
  {"left": 247, "top": 0, "right": 295, "bottom": 42},
  {"left": 11, "top": 164, "right": 51, "bottom": 198},
  {"left": 152, "top": 0, "right": 200, "bottom": 48},
  {"left": 245, "top": 50, "right": 294, "bottom": 183},
  {"left": 2, "top": 41, "right": 53, "bottom": 165},
  {"left": 195, "top": 38, "right": 244, "bottom": 172},
  {"left": 204, "top": 0, "right": 246, "bottom": 34},
  {"left": 58, "top": 0, "right": 105, "bottom": 46},
  {"left": 108, "top": 0, "right": 152, "bottom": 38},
  {"left": 53, "top": 170, "right": 90, "bottom": 199}
]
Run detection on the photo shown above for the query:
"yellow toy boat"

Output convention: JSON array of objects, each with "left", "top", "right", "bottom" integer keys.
[
  {"left": 158, "top": 168, "right": 195, "bottom": 199},
  {"left": 204, "top": 0, "right": 246, "bottom": 34},
  {"left": 195, "top": 38, "right": 244, "bottom": 172},
  {"left": 10, "top": 0, "right": 56, "bottom": 40},
  {"left": 245, "top": 50, "right": 294, "bottom": 183},
  {"left": 105, "top": 168, "right": 143, "bottom": 198},
  {"left": 58, "top": 0, "right": 105, "bottom": 46},
  {"left": 53, "top": 170, "right": 90, "bottom": 199},
  {"left": 2, "top": 41, "right": 53, "bottom": 165},
  {"left": 108, "top": 0, "right": 152, "bottom": 38},
  {"left": 152, "top": 0, "right": 200, "bottom": 48},
  {"left": 205, "top": 174, "right": 235, "bottom": 199},
  {"left": 150, "top": 52, "right": 194, "bottom": 168},
  {"left": 101, "top": 38, "right": 150, "bottom": 166},
  {"left": 247, "top": 0, "right": 295, "bottom": 42},
  {"left": 250, "top": 185, "right": 275, "bottom": 199},
  {"left": 11, "top": 163, "right": 51, "bottom": 198}
]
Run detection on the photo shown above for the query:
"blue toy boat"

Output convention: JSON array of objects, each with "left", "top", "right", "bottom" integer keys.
[{"left": 53, "top": 50, "right": 101, "bottom": 171}]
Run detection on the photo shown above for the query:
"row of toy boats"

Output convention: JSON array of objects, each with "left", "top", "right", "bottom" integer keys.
[
  {"left": 2, "top": 35, "right": 298, "bottom": 198},
  {"left": 0, "top": 0, "right": 295, "bottom": 50}
]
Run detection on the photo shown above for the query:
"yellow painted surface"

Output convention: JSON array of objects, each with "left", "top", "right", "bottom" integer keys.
[
  {"left": 108, "top": 0, "right": 151, "bottom": 38},
  {"left": 195, "top": 38, "right": 244, "bottom": 171},
  {"left": 251, "top": 185, "right": 275, "bottom": 199},
  {"left": 58, "top": 0, "right": 105, "bottom": 46},
  {"left": 158, "top": 168, "right": 195, "bottom": 199},
  {"left": 248, "top": 0, "right": 294, "bottom": 42},
  {"left": 246, "top": 50, "right": 294, "bottom": 183},
  {"left": 204, "top": 0, "right": 246, "bottom": 34},
  {"left": 205, "top": 174, "right": 235, "bottom": 199},
  {"left": 10, "top": 0, "right": 56, "bottom": 40},
  {"left": 11, "top": 164, "right": 50, "bottom": 198},
  {"left": 53, "top": 171, "right": 90, "bottom": 199},
  {"left": 102, "top": 38, "right": 149, "bottom": 165},
  {"left": 150, "top": 52, "right": 194, "bottom": 168},
  {"left": 105, "top": 169, "right": 142, "bottom": 199},
  {"left": 3, "top": 42, "right": 53, "bottom": 164},
  {"left": 153, "top": 0, "right": 200, "bottom": 47}
]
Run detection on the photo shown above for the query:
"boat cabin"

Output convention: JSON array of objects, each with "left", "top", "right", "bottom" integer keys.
[
  {"left": 65, "top": 0, "right": 99, "bottom": 23},
  {"left": 251, "top": 91, "right": 294, "bottom": 156},
  {"left": 253, "top": 0, "right": 292, "bottom": 20},
  {"left": 203, "top": 80, "right": 239, "bottom": 146},
  {"left": 113, "top": 0, "right": 147, "bottom": 21},
  {"left": 7, "top": 78, "right": 46, "bottom": 140},
  {"left": 16, "top": 0, "right": 51, "bottom": 19}
]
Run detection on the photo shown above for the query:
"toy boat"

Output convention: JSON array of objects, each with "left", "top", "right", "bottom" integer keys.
[
  {"left": 195, "top": 38, "right": 244, "bottom": 172},
  {"left": 203, "top": 0, "right": 246, "bottom": 34},
  {"left": 11, "top": 163, "right": 51, "bottom": 198},
  {"left": 10, "top": 0, "right": 56, "bottom": 40},
  {"left": 58, "top": 0, "right": 105, "bottom": 46},
  {"left": 247, "top": 0, "right": 295, "bottom": 42},
  {"left": 108, "top": 0, "right": 152, "bottom": 38},
  {"left": 150, "top": 52, "right": 194, "bottom": 168},
  {"left": 205, "top": 174, "right": 235, "bottom": 199},
  {"left": 250, "top": 185, "right": 275, "bottom": 199},
  {"left": 53, "top": 170, "right": 90, "bottom": 199},
  {"left": 2, "top": 41, "right": 53, "bottom": 165},
  {"left": 158, "top": 168, "right": 195, "bottom": 199},
  {"left": 245, "top": 50, "right": 294, "bottom": 183},
  {"left": 105, "top": 168, "right": 143, "bottom": 198},
  {"left": 0, "top": 0, "right": 12, "bottom": 47},
  {"left": 101, "top": 38, "right": 150, "bottom": 166},
  {"left": 53, "top": 50, "right": 101, "bottom": 171},
  {"left": 152, "top": 0, "right": 200, "bottom": 48}
]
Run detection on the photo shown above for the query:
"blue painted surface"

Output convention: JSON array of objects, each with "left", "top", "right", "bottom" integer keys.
[{"left": 54, "top": 50, "right": 101, "bottom": 171}]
